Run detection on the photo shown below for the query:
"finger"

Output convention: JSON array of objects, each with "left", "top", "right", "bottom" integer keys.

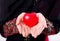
[
  {"left": 21, "top": 24, "right": 26, "bottom": 37},
  {"left": 30, "top": 24, "right": 38, "bottom": 38},
  {"left": 16, "top": 12, "right": 25, "bottom": 25},
  {"left": 23, "top": 24, "right": 30, "bottom": 37},
  {"left": 30, "top": 23, "right": 45, "bottom": 38},
  {"left": 30, "top": 13, "right": 46, "bottom": 38},
  {"left": 16, "top": 23, "right": 22, "bottom": 34},
  {"left": 36, "top": 24, "right": 45, "bottom": 35},
  {"left": 30, "top": 27, "right": 37, "bottom": 38},
  {"left": 30, "top": 23, "right": 41, "bottom": 38},
  {"left": 37, "top": 13, "right": 47, "bottom": 28}
]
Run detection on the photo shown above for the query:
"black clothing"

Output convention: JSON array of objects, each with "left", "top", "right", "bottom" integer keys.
[{"left": 0, "top": 0, "right": 60, "bottom": 41}]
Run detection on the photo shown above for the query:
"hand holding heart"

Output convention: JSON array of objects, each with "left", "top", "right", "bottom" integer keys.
[
  {"left": 16, "top": 12, "right": 47, "bottom": 38},
  {"left": 16, "top": 13, "right": 30, "bottom": 37},
  {"left": 30, "top": 13, "right": 47, "bottom": 38}
]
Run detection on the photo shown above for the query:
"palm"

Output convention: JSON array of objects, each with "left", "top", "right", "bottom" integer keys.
[{"left": 16, "top": 12, "right": 47, "bottom": 38}]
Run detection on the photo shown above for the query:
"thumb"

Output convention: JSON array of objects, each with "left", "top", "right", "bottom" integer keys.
[
  {"left": 37, "top": 13, "right": 47, "bottom": 28},
  {"left": 16, "top": 12, "right": 25, "bottom": 25}
]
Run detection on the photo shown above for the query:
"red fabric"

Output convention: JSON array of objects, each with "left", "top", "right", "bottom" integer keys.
[
  {"left": 51, "top": 28, "right": 56, "bottom": 35},
  {"left": 45, "top": 36, "right": 49, "bottom": 41},
  {"left": 45, "top": 28, "right": 56, "bottom": 41}
]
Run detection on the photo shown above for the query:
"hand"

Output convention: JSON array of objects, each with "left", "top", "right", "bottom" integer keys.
[
  {"left": 16, "top": 12, "right": 47, "bottom": 38},
  {"left": 16, "top": 12, "right": 30, "bottom": 38},
  {"left": 30, "top": 13, "right": 47, "bottom": 38}
]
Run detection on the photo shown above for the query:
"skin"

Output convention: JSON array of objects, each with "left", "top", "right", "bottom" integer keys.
[{"left": 16, "top": 12, "right": 47, "bottom": 38}]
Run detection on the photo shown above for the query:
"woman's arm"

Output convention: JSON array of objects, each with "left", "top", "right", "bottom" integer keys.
[{"left": 0, "top": 0, "right": 8, "bottom": 35}]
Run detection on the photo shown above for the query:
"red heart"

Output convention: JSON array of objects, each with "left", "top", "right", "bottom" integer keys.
[{"left": 23, "top": 12, "right": 38, "bottom": 28}]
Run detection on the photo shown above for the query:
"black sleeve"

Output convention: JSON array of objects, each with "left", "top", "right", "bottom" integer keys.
[
  {"left": 48, "top": 0, "right": 60, "bottom": 33},
  {"left": 0, "top": 0, "right": 8, "bottom": 34},
  {"left": 37, "top": 0, "right": 60, "bottom": 33},
  {"left": 0, "top": 0, "right": 34, "bottom": 37},
  {"left": 0, "top": 0, "right": 17, "bottom": 34},
  {"left": 37, "top": 0, "right": 56, "bottom": 18},
  {"left": 0, "top": 0, "right": 35, "bottom": 23},
  {"left": 49, "top": 0, "right": 60, "bottom": 22}
]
